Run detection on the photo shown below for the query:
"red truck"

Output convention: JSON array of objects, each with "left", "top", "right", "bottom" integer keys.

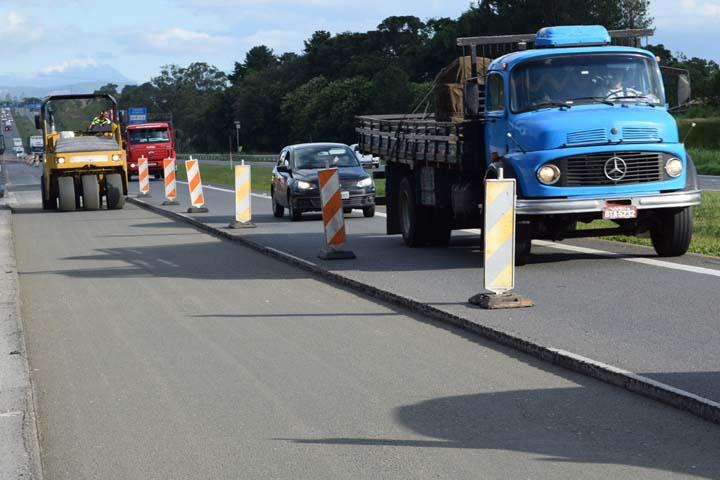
[{"left": 125, "top": 122, "right": 175, "bottom": 179}]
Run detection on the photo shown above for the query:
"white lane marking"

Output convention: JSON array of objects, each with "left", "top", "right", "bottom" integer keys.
[
  {"left": 0, "top": 411, "right": 23, "bottom": 418},
  {"left": 265, "top": 247, "right": 317, "bottom": 268},
  {"left": 176, "top": 180, "right": 270, "bottom": 198},
  {"left": 535, "top": 240, "right": 720, "bottom": 278},
  {"left": 172, "top": 181, "right": 720, "bottom": 277}
]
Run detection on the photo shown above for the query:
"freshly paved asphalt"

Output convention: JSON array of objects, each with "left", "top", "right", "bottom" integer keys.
[
  {"left": 8, "top": 162, "right": 720, "bottom": 478},
  {"left": 113, "top": 169, "right": 720, "bottom": 405}
]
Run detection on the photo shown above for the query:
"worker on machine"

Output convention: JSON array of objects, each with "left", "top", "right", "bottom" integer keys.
[{"left": 89, "top": 110, "right": 112, "bottom": 130}]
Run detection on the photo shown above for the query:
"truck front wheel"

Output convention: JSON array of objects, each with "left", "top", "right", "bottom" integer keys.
[
  {"left": 399, "top": 176, "right": 430, "bottom": 247},
  {"left": 650, "top": 207, "right": 692, "bottom": 257},
  {"left": 57, "top": 176, "right": 76, "bottom": 212}
]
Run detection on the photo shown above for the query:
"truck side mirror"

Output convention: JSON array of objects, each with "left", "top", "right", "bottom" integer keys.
[
  {"left": 464, "top": 79, "right": 480, "bottom": 118},
  {"left": 677, "top": 73, "right": 691, "bottom": 107},
  {"left": 118, "top": 110, "right": 127, "bottom": 125},
  {"left": 35, "top": 114, "right": 41, "bottom": 130}
]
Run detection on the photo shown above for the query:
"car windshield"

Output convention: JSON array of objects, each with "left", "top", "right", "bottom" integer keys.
[
  {"left": 129, "top": 128, "right": 170, "bottom": 144},
  {"left": 510, "top": 54, "right": 664, "bottom": 113},
  {"left": 294, "top": 146, "right": 359, "bottom": 169}
]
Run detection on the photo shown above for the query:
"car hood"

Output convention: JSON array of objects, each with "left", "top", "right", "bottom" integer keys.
[
  {"left": 293, "top": 166, "right": 368, "bottom": 182},
  {"left": 509, "top": 106, "right": 679, "bottom": 152}
]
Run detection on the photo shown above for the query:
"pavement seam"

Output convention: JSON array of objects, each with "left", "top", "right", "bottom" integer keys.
[{"left": 127, "top": 197, "right": 720, "bottom": 425}]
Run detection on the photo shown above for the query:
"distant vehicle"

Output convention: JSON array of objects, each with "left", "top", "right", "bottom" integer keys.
[
  {"left": 125, "top": 122, "right": 175, "bottom": 180},
  {"left": 29, "top": 135, "right": 43, "bottom": 157},
  {"left": 351, "top": 143, "right": 380, "bottom": 169},
  {"left": 13, "top": 137, "right": 22, "bottom": 148},
  {"left": 271, "top": 143, "right": 376, "bottom": 220},
  {"left": 14, "top": 145, "right": 25, "bottom": 158}
]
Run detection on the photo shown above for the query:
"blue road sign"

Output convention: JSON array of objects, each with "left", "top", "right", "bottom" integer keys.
[{"left": 128, "top": 107, "right": 148, "bottom": 124}]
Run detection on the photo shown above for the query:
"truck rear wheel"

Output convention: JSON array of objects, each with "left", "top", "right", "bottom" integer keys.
[
  {"left": 650, "top": 207, "right": 692, "bottom": 257},
  {"left": 40, "top": 175, "right": 54, "bottom": 210},
  {"left": 57, "top": 176, "right": 76, "bottom": 212},
  {"left": 515, "top": 221, "right": 532, "bottom": 266},
  {"left": 106, "top": 173, "right": 125, "bottom": 210},
  {"left": 81, "top": 175, "right": 100, "bottom": 210},
  {"left": 399, "top": 176, "right": 430, "bottom": 247}
]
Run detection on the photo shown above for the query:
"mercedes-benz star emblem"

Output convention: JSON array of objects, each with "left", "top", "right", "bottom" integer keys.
[{"left": 604, "top": 156, "right": 627, "bottom": 181}]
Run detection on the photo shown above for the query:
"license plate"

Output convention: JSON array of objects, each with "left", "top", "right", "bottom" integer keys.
[
  {"left": 341, "top": 191, "right": 350, "bottom": 200},
  {"left": 602, "top": 203, "right": 637, "bottom": 220}
]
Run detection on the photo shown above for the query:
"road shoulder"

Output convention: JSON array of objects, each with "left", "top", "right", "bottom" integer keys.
[{"left": 0, "top": 209, "right": 43, "bottom": 479}]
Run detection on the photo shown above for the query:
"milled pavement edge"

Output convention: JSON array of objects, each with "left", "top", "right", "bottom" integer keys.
[
  {"left": 0, "top": 207, "right": 44, "bottom": 479},
  {"left": 128, "top": 197, "right": 720, "bottom": 425}
]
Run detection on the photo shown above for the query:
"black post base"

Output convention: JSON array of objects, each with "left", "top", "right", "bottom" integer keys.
[{"left": 468, "top": 292, "right": 534, "bottom": 310}]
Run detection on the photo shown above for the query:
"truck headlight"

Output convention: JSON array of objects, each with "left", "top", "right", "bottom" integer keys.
[
  {"left": 57, "top": 157, "right": 65, "bottom": 164},
  {"left": 537, "top": 164, "right": 561, "bottom": 185},
  {"left": 665, "top": 157, "right": 683, "bottom": 177},
  {"left": 297, "top": 180, "right": 313, "bottom": 190},
  {"left": 112, "top": 154, "right": 121, "bottom": 161},
  {"left": 356, "top": 177, "right": 373, "bottom": 188}
]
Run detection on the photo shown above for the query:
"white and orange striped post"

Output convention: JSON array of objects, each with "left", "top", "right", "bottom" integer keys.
[
  {"left": 317, "top": 167, "right": 355, "bottom": 260},
  {"left": 228, "top": 162, "right": 256, "bottom": 229},
  {"left": 185, "top": 157, "right": 208, "bottom": 213},
  {"left": 137, "top": 155, "right": 151, "bottom": 197},
  {"left": 162, "top": 158, "right": 179, "bottom": 206}
]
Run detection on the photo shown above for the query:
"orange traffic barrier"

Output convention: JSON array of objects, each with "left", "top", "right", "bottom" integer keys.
[
  {"left": 137, "top": 155, "right": 151, "bottom": 197},
  {"left": 318, "top": 167, "right": 355, "bottom": 260},
  {"left": 228, "top": 163, "right": 255, "bottom": 228},
  {"left": 162, "top": 158, "right": 179, "bottom": 206},
  {"left": 185, "top": 157, "right": 208, "bottom": 213}
]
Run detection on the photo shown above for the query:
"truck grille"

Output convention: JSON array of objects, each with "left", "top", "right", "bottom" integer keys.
[
  {"left": 566, "top": 129, "right": 607, "bottom": 145},
  {"left": 558, "top": 151, "right": 664, "bottom": 186},
  {"left": 622, "top": 127, "right": 659, "bottom": 142}
]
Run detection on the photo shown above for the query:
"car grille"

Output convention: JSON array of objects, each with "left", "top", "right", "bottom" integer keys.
[{"left": 558, "top": 151, "right": 664, "bottom": 186}]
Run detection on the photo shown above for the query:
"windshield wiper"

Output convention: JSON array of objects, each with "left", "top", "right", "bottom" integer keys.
[
  {"left": 521, "top": 102, "right": 571, "bottom": 113},
  {"left": 604, "top": 94, "right": 657, "bottom": 107},
  {"left": 568, "top": 96, "right": 614, "bottom": 106}
]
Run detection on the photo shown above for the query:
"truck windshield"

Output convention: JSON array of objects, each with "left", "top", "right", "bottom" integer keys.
[
  {"left": 129, "top": 128, "right": 170, "bottom": 144},
  {"left": 510, "top": 54, "right": 664, "bottom": 113},
  {"left": 294, "top": 146, "right": 359, "bottom": 169}
]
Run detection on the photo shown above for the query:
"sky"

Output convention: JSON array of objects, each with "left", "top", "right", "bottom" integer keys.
[{"left": 0, "top": 0, "right": 718, "bottom": 85}]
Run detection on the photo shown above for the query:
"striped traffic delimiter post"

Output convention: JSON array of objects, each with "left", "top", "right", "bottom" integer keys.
[
  {"left": 228, "top": 163, "right": 256, "bottom": 229},
  {"left": 468, "top": 177, "right": 532, "bottom": 309},
  {"left": 317, "top": 167, "right": 355, "bottom": 260},
  {"left": 185, "top": 157, "right": 208, "bottom": 213},
  {"left": 162, "top": 158, "right": 179, "bottom": 206},
  {"left": 137, "top": 155, "right": 151, "bottom": 198}
]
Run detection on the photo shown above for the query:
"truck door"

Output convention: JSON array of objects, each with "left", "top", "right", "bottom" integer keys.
[{"left": 484, "top": 72, "right": 508, "bottom": 162}]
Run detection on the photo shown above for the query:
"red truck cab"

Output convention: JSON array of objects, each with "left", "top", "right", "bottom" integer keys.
[{"left": 125, "top": 122, "right": 175, "bottom": 179}]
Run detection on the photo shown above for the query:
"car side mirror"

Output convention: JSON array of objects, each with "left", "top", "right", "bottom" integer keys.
[{"left": 35, "top": 114, "right": 41, "bottom": 130}]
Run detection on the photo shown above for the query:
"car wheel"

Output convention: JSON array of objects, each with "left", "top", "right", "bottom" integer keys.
[
  {"left": 272, "top": 189, "right": 284, "bottom": 218},
  {"left": 363, "top": 205, "right": 375, "bottom": 218},
  {"left": 288, "top": 195, "right": 302, "bottom": 221}
]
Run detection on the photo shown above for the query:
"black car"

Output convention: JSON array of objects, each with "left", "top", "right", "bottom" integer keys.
[{"left": 271, "top": 143, "right": 376, "bottom": 221}]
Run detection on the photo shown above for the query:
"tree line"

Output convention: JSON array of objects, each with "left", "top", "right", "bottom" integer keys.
[{"left": 78, "top": 0, "right": 716, "bottom": 152}]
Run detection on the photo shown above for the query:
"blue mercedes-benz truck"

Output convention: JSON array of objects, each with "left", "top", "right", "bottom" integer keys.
[{"left": 356, "top": 26, "right": 700, "bottom": 264}]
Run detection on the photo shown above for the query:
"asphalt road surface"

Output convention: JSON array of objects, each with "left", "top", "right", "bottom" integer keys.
[{"left": 4, "top": 162, "right": 720, "bottom": 479}]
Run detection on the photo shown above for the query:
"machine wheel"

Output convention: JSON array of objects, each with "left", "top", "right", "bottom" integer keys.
[
  {"left": 515, "top": 221, "right": 532, "bottom": 266},
  {"left": 271, "top": 190, "right": 284, "bottom": 218},
  {"left": 288, "top": 195, "right": 302, "bottom": 221},
  {"left": 40, "top": 175, "right": 54, "bottom": 210},
  {"left": 363, "top": 205, "right": 375, "bottom": 218},
  {"left": 81, "top": 175, "right": 100, "bottom": 210},
  {"left": 651, "top": 207, "right": 692, "bottom": 257},
  {"left": 398, "top": 176, "right": 430, "bottom": 247},
  {"left": 105, "top": 173, "right": 125, "bottom": 210},
  {"left": 57, "top": 176, "right": 76, "bottom": 212}
]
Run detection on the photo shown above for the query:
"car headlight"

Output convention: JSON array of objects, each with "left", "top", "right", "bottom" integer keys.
[
  {"left": 112, "top": 154, "right": 121, "bottom": 161},
  {"left": 57, "top": 157, "right": 65, "bottom": 164},
  {"left": 665, "top": 157, "right": 683, "bottom": 177},
  {"left": 537, "top": 164, "right": 561, "bottom": 185},
  {"left": 297, "top": 180, "right": 313, "bottom": 190},
  {"left": 356, "top": 177, "right": 373, "bottom": 188}
]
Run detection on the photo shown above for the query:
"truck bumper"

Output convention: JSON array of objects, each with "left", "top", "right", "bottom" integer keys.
[{"left": 516, "top": 190, "right": 702, "bottom": 216}]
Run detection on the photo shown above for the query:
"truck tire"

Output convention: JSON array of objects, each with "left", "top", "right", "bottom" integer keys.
[
  {"left": 399, "top": 176, "right": 430, "bottom": 247},
  {"left": 428, "top": 209, "right": 451, "bottom": 246},
  {"left": 515, "top": 222, "right": 532, "bottom": 266},
  {"left": 271, "top": 190, "right": 284, "bottom": 218},
  {"left": 40, "top": 175, "right": 54, "bottom": 210},
  {"left": 81, "top": 175, "right": 100, "bottom": 210},
  {"left": 106, "top": 173, "right": 125, "bottom": 210},
  {"left": 650, "top": 207, "right": 692, "bottom": 257},
  {"left": 57, "top": 176, "right": 76, "bottom": 212}
]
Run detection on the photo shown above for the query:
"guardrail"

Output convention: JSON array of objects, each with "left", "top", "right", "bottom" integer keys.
[{"left": 176, "top": 153, "right": 276, "bottom": 163}]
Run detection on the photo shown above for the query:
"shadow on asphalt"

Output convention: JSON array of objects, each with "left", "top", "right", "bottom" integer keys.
[{"left": 279, "top": 385, "right": 720, "bottom": 478}]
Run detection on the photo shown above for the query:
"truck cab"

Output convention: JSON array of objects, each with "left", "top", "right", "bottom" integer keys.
[{"left": 125, "top": 122, "right": 175, "bottom": 180}]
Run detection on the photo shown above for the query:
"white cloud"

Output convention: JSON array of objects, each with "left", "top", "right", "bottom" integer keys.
[
  {"left": 40, "top": 57, "right": 99, "bottom": 75},
  {"left": 124, "top": 27, "right": 234, "bottom": 55},
  {"left": 0, "top": 11, "right": 45, "bottom": 47}
]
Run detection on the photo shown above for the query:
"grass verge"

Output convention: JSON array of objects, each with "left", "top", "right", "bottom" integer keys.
[
  {"left": 689, "top": 148, "right": 720, "bottom": 175},
  {"left": 177, "top": 163, "right": 386, "bottom": 196},
  {"left": 578, "top": 191, "right": 720, "bottom": 256},
  {"left": 11, "top": 110, "right": 40, "bottom": 150}
]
